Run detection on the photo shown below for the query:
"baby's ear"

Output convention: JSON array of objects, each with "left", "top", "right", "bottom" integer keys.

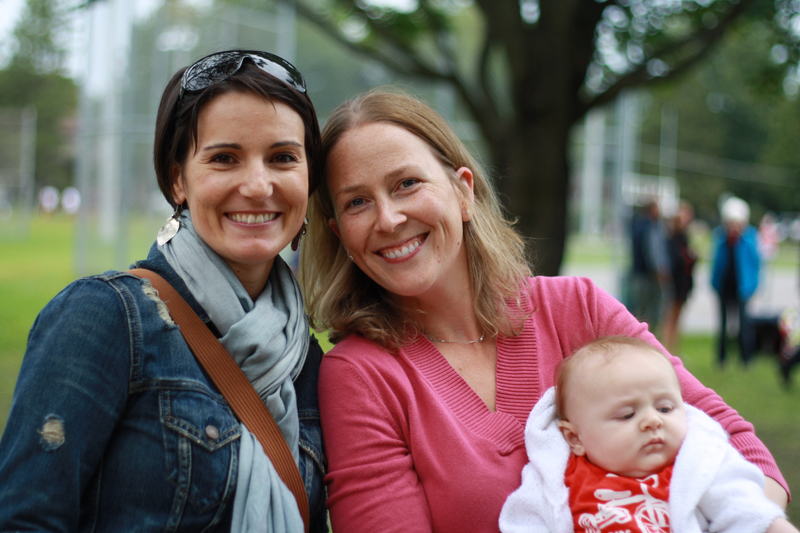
[{"left": 557, "top": 420, "right": 586, "bottom": 456}]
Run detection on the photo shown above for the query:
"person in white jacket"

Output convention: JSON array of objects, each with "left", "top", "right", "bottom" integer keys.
[{"left": 499, "top": 336, "right": 796, "bottom": 533}]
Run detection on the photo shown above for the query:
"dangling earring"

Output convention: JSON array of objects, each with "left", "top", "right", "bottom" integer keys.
[
  {"left": 157, "top": 204, "right": 183, "bottom": 246},
  {"left": 291, "top": 216, "right": 309, "bottom": 252}
]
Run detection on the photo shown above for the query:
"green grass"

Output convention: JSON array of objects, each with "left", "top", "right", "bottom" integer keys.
[
  {"left": 562, "top": 234, "right": 624, "bottom": 267},
  {"left": 563, "top": 228, "right": 800, "bottom": 270},
  {"left": 676, "top": 337, "right": 800, "bottom": 522},
  {"left": 1, "top": 217, "right": 798, "bottom": 522},
  {"left": 0, "top": 215, "right": 78, "bottom": 431}
]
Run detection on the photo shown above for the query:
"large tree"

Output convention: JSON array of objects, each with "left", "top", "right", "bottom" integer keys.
[
  {"left": 0, "top": 0, "right": 77, "bottom": 192},
  {"left": 286, "top": 0, "right": 791, "bottom": 274}
]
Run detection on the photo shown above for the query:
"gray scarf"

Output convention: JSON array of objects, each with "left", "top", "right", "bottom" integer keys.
[{"left": 160, "top": 211, "right": 308, "bottom": 530}]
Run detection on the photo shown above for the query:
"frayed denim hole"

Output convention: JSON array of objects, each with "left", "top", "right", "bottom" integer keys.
[
  {"left": 38, "top": 414, "right": 66, "bottom": 451},
  {"left": 141, "top": 281, "right": 175, "bottom": 327}
]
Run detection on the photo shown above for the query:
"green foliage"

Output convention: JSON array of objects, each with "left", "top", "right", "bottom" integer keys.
[
  {"left": 772, "top": 0, "right": 800, "bottom": 67},
  {"left": 10, "top": 0, "right": 65, "bottom": 72},
  {"left": 312, "top": 0, "right": 455, "bottom": 47},
  {"left": 639, "top": 18, "right": 800, "bottom": 223},
  {"left": 585, "top": 0, "right": 749, "bottom": 95},
  {"left": 0, "top": 0, "right": 78, "bottom": 191},
  {"left": 0, "top": 65, "right": 77, "bottom": 191}
]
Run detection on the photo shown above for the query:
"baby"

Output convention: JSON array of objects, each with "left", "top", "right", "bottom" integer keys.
[{"left": 499, "top": 336, "right": 796, "bottom": 533}]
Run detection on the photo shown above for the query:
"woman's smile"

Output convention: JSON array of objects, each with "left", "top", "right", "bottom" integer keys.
[
  {"left": 227, "top": 212, "right": 279, "bottom": 224},
  {"left": 326, "top": 122, "right": 474, "bottom": 302},
  {"left": 173, "top": 91, "right": 308, "bottom": 290},
  {"left": 377, "top": 235, "right": 426, "bottom": 260}
]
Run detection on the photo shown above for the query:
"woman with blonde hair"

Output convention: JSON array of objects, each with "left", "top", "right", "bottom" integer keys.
[{"left": 300, "top": 90, "right": 788, "bottom": 531}]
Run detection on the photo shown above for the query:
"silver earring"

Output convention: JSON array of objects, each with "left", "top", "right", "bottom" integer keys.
[
  {"left": 291, "top": 216, "right": 309, "bottom": 252},
  {"left": 349, "top": 254, "right": 354, "bottom": 261},
  {"left": 157, "top": 205, "right": 183, "bottom": 246}
]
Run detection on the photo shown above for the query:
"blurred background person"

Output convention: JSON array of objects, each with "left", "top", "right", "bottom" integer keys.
[
  {"left": 711, "top": 196, "right": 760, "bottom": 366},
  {"left": 627, "top": 199, "right": 671, "bottom": 332},
  {"left": 758, "top": 212, "right": 780, "bottom": 262},
  {"left": 662, "top": 200, "right": 697, "bottom": 355},
  {"left": 758, "top": 212, "right": 781, "bottom": 307}
]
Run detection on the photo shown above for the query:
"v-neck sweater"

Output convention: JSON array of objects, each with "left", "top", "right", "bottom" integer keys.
[{"left": 318, "top": 276, "right": 787, "bottom": 532}]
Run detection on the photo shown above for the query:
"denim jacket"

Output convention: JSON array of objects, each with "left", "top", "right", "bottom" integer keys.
[{"left": 0, "top": 244, "right": 327, "bottom": 532}]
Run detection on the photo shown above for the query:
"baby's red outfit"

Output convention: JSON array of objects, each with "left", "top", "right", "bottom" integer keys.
[{"left": 566, "top": 455, "right": 673, "bottom": 533}]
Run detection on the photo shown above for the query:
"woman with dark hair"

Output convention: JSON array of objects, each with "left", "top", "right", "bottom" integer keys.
[
  {"left": 0, "top": 50, "right": 326, "bottom": 532},
  {"left": 300, "top": 90, "right": 789, "bottom": 531},
  {"left": 662, "top": 200, "right": 697, "bottom": 354}
]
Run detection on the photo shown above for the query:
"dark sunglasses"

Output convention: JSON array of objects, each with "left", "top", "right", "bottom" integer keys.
[{"left": 179, "top": 50, "right": 306, "bottom": 104}]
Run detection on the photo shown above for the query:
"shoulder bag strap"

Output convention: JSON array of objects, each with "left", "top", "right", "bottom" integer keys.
[{"left": 128, "top": 268, "right": 310, "bottom": 533}]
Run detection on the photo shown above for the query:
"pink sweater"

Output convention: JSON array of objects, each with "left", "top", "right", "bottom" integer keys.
[{"left": 318, "top": 276, "right": 787, "bottom": 532}]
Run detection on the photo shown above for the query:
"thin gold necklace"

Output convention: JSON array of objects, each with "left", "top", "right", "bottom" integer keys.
[{"left": 425, "top": 331, "right": 486, "bottom": 344}]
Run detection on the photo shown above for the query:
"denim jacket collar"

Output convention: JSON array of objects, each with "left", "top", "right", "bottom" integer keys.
[{"left": 132, "top": 243, "right": 212, "bottom": 326}]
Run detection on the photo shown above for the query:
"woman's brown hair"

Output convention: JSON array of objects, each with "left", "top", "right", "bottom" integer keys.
[{"left": 153, "top": 57, "right": 321, "bottom": 208}]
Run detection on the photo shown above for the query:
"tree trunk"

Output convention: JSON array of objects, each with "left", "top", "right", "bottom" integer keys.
[
  {"left": 492, "top": 119, "right": 571, "bottom": 276},
  {"left": 476, "top": 0, "right": 592, "bottom": 276}
]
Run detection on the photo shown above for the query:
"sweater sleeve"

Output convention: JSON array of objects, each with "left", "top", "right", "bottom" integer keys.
[
  {"left": 319, "top": 349, "right": 433, "bottom": 532},
  {"left": 583, "top": 277, "right": 789, "bottom": 496}
]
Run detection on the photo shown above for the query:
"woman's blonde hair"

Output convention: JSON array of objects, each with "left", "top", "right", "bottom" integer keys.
[{"left": 299, "top": 89, "right": 532, "bottom": 349}]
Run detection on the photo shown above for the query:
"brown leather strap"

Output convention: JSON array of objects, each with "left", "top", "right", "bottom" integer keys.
[{"left": 128, "top": 268, "right": 310, "bottom": 532}]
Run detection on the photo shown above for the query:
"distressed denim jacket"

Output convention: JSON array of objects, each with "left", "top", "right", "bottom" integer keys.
[{"left": 0, "top": 244, "right": 327, "bottom": 532}]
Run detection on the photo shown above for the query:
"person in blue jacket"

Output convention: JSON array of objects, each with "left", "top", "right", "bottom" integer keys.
[
  {"left": 0, "top": 50, "right": 327, "bottom": 532},
  {"left": 711, "top": 196, "right": 760, "bottom": 366}
]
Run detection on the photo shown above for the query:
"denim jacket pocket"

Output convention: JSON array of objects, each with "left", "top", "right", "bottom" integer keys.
[{"left": 160, "top": 389, "right": 240, "bottom": 514}]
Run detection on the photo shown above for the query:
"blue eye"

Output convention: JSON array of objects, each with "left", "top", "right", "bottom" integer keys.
[
  {"left": 347, "top": 198, "right": 365, "bottom": 208},
  {"left": 658, "top": 406, "right": 673, "bottom": 414},
  {"left": 401, "top": 179, "right": 417, "bottom": 188}
]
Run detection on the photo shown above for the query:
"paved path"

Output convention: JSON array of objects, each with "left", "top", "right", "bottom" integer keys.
[{"left": 562, "top": 262, "right": 800, "bottom": 333}]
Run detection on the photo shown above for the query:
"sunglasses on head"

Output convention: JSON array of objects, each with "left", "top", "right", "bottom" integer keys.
[{"left": 179, "top": 50, "right": 307, "bottom": 104}]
